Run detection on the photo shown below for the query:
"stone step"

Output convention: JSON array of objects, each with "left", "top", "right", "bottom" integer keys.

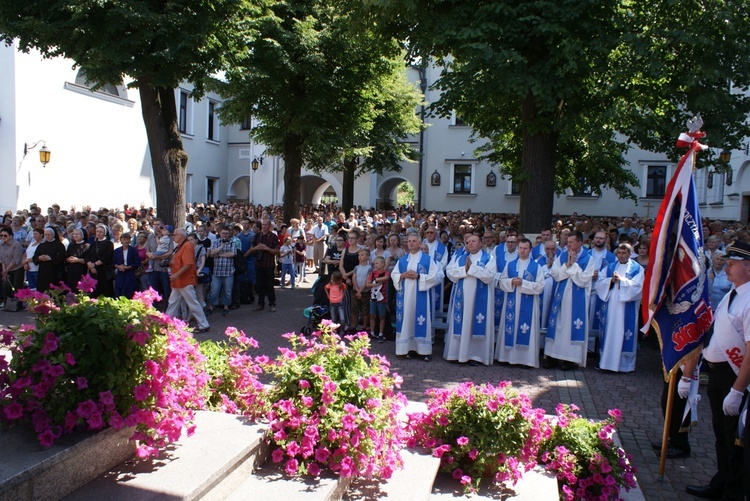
[
  {"left": 430, "top": 466, "right": 559, "bottom": 500},
  {"left": 65, "top": 411, "right": 268, "bottom": 501},
  {"left": 225, "top": 466, "right": 352, "bottom": 501},
  {"left": 0, "top": 424, "right": 135, "bottom": 501},
  {"left": 344, "top": 448, "right": 440, "bottom": 501}
]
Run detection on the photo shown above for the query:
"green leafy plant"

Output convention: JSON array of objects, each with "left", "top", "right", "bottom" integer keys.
[
  {"left": 538, "top": 404, "right": 637, "bottom": 500},
  {"left": 259, "top": 321, "right": 406, "bottom": 478},
  {"left": 0, "top": 283, "right": 208, "bottom": 458},
  {"left": 406, "top": 382, "right": 549, "bottom": 493}
]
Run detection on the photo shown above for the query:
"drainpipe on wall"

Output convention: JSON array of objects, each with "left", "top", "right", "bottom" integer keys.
[{"left": 417, "top": 66, "right": 427, "bottom": 212}]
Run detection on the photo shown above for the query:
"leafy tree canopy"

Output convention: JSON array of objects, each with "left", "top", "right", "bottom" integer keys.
[
  {"left": 216, "top": 0, "right": 422, "bottom": 220},
  {"left": 370, "top": 0, "right": 750, "bottom": 229}
]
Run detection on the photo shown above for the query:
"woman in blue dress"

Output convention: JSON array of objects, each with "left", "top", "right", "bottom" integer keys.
[{"left": 112, "top": 232, "right": 141, "bottom": 299}]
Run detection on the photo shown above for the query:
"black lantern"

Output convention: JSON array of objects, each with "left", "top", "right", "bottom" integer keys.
[{"left": 720, "top": 149, "right": 732, "bottom": 164}]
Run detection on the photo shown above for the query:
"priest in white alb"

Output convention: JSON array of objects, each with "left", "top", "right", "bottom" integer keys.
[
  {"left": 392, "top": 233, "right": 440, "bottom": 361},
  {"left": 594, "top": 243, "right": 644, "bottom": 373},
  {"left": 443, "top": 233, "right": 497, "bottom": 366},
  {"left": 496, "top": 238, "right": 545, "bottom": 368},
  {"left": 543, "top": 230, "right": 596, "bottom": 370}
]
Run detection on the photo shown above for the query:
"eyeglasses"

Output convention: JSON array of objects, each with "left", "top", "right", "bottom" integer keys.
[
  {"left": 506, "top": 240, "right": 518, "bottom": 243},
  {"left": 0, "top": 234, "right": 9, "bottom": 238}
]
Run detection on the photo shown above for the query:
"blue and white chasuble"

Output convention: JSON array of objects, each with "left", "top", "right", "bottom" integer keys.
[
  {"left": 594, "top": 259, "right": 644, "bottom": 372},
  {"left": 544, "top": 247, "right": 596, "bottom": 366},
  {"left": 589, "top": 248, "right": 617, "bottom": 335},
  {"left": 492, "top": 246, "right": 517, "bottom": 328},
  {"left": 443, "top": 250, "right": 497, "bottom": 365},
  {"left": 392, "top": 251, "right": 440, "bottom": 356},
  {"left": 496, "top": 257, "right": 546, "bottom": 368}
]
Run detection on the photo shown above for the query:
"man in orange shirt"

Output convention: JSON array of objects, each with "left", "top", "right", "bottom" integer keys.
[{"left": 166, "top": 228, "right": 210, "bottom": 333}]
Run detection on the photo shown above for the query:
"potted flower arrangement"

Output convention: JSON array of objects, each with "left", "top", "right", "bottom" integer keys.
[
  {"left": 199, "top": 327, "right": 267, "bottom": 416},
  {"left": 405, "top": 381, "right": 549, "bottom": 494},
  {"left": 252, "top": 321, "right": 406, "bottom": 479},
  {"left": 0, "top": 280, "right": 209, "bottom": 459},
  {"left": 538, "top": 404, "right": 638, "bottom": 500}
]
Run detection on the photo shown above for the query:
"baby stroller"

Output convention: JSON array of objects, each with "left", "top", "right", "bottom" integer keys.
[
  {"left": 300, "top": 274, "right": 331, "bottom": 335},
  {"left": 301, "top": 304, "right": 330, "bottom": 335}
]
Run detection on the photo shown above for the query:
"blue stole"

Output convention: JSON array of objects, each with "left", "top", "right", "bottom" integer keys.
[
  {"left": 430, "top": 241, "right": 448, "bottom": 312},
  {"left": 396, "top": 252, "right": 432, "bottom": 338},
  {"left": 547, "top": 248, "right": 591, "bottom": 343},
  {"left": 591, "top": 250, "right": 617, "bottom": 332},
  {"left": 452, "top": 251, "right": 491, "bottom": 338},
  {"left": 504, "top": 258, "right": 540, "bottom": 348},
  {"left": 599, "top": 259, "right": 641, "bottom": 356},
  {"left": 493, "top": 246, "right": 510, "bottom": 326},
  {"left": 432, "top": 241, "right": 447, "bottom": 264}
]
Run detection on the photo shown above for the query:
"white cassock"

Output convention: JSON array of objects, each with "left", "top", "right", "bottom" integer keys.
[
  {"left": 424, "top": 239, "right": 448, "bottom": 321},
  {"left": 392, "top": 251, "right": 440, "bottom": 356},
  {"left": 496, "top": 257, "right": 545, "bottom": 368},
  {"left": 443, "top": 250, "right": 497, "bottom": 365},
  {"left": 588, "top": 248, "right": 616, "bottom": 348},
  {"left": 536, "top": 255, "right": 555, "bottom": 332},
  {"left": 594, "top": 260, "right": 644, "bottom": 372},
  {"left": 544, "top": 249, "right": 596, "bottom": 366}
]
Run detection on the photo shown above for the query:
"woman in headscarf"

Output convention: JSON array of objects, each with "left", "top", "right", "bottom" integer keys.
[
  {"left": 65, "top": 228, "right": 89, "bottom": 291},
  {"left": 33, "top": 226, "right": 67, "bottom": 293},
  {"left": 87, "top": 223, "right": 114, "bottom": 297}
]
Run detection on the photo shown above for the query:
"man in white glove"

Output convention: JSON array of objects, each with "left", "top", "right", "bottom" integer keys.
[
  {"left": 686, "top": 241, "right": 750, "bottom": 501},
  {"left": 654, "top": 355, "right": 699, "bottom": 460}
]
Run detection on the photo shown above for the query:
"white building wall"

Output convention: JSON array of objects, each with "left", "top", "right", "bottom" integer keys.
[{"left": 3, "top": 46, "right": 750, "bottom": 224}]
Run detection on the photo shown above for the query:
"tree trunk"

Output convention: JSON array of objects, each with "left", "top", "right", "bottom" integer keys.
[
  {"left": 341, "top": 159, "right": 356, "bottom": 213},
  {"left": 138, "top": 77, "right": 187, "bottom": 229},
  {"left": 282, "top": 134, "right": 303, "bottom": 224},
  {"left": 518, "top": 94, "right": 558, "bottom": 234}
]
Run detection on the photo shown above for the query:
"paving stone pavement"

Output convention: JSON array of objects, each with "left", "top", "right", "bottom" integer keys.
[{"left": 0, "top": 273, "right": 716, "bottom": 500}]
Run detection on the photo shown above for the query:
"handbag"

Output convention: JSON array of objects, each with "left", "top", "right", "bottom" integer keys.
[
  {"left": 197, "top": 266, "right": 212, "bottom": 284},
  {"left": 134, "top": 265, "right": 145, "bottom": 278},
  {"left": 2, "top": 276, "right": 21, "bottom": 312},
  {"left": 233, "top": 253, "right": 248, "bottom": 276}
]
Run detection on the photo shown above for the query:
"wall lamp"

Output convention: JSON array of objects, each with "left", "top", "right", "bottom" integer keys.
[{"left": 24, "top": 140, "right": 51, "bottom": 167}]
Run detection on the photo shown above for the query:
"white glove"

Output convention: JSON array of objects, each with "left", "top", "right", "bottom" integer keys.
[
  {"left": 722, "top": 388, "right": 744, "bottom": 416},
  {"left": 677, "top": 378, "right": 692, "bottom": 399}
]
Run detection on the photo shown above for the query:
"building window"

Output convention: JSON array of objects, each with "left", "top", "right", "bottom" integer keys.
[
  {"left": 452, "top": 112, "right": 467, "bottom": 126},
  {"left": 510, "top": 180, "right": 521, "bottom": 195},
  {"left": 453, "top": 164, "right": 473, "bottom": 193},
  {"left": 206, "top": 177, "right": 218, "bottom": 203},
  {"left": 208, "top": 100, "right": 220, "bottom": 141},
  {"left": 572, "top": 177, "right": 594, "bottom": 197},
  {"left": 74, "top": 69, "right": 122, "bottom": 97},
  {"left": 178, "top": 90, "right": 192, "bottom": 134},
  {"left": 646, "top": 165, "right": 667, "bottom": 198},
  {"left": 240, "top": 115, "right": 252, "bottom": 130}
]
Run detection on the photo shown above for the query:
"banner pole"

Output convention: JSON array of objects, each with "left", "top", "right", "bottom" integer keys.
[{"left": 658, "top": 371, "right": 678, "bottom": 479}]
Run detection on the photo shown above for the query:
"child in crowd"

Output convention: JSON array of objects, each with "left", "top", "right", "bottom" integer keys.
[
  {"left": 279, "top": 236, "right": 296, "bottom": 287},
  {"left": 324, "top": 271, "right": 347, "bottom": 328},
  {"left": 294, "top": 235, "right": 307, "bottom": 283},
  {"left": 351, "top": 248, "right": 372, "bottom": 332},
  {"left": 366, "top": 256, "right": 390, "bottom": 342},
  {"left": 150, "top": 224, "right": 173, "bottom": 269}
]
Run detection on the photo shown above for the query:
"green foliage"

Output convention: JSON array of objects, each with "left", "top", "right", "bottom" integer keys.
[
  {"left": 0, "top": 0, "right": 253, "bottom": 94},
  {"left": 396, "top": 181, "right": 415, "bottom": 206},
  {"left": 215, "top": 0, "right": 421, "bottom": 220},
  {"left": 370, "top": 0, "right": 750, "bottom": 226}
]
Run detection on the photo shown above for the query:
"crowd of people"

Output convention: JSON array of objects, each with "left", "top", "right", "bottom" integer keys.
[{"left": 2, "top": 200, "right": 750, "bottom": 498}]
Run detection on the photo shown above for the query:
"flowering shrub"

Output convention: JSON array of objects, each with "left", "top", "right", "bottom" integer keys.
[
  {"left": 0, "top": 281, "right": 209, "bottom": 458},
  {"left": 406, "top": 382, "right": 549, "bottom": 493},
  {"left": 538, "top": 404, "right": 637, "bottom": 500},
  {"left": 257, "top": 321, "right": 406, "bottom": 479},
  {"left": 199, "top": 327, "right": 267, "bottom": 416}
]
